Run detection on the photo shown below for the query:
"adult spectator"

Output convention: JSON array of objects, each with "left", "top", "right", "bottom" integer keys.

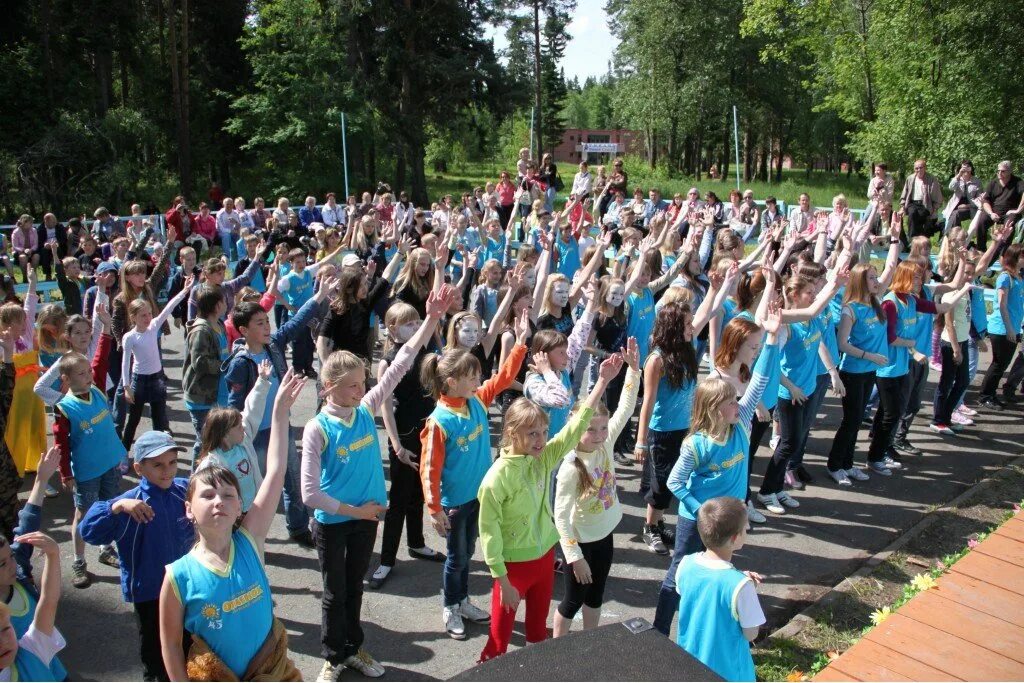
[
  {"left": 376, "top": 192, "right": 395, "bottom": 224},
  {"left": 571, "top": 161, "right": 593, "bottom": 200},
  {"left": 789, "top": 192, "right": 813, "bottom": 233},
  {"left": 11, "top": 214, "right": 39, "bottom": 281},
  {"left": 604, "top": 190, "right": 627, "bottom": 229},
  {"left": 299, "top": 195, "right": 323, "bottom": 229},
  {"left": 66, "top": 217, "right": 88, "bottom": 254},
  {"left": 899, "top": 158, "right": 944, "bottom": 238},
  {"left": 867, "top": 163, "right": 895, "bottom": 205},
  {"left": 944, "top": 159, "right": 981, "bottom": 233},
  {"left": 538, "top": 153, "right": 560, "bottom": 212},
  {"left": 979, "top": 160, "right": 1024, "bottom": 249},
  {"left": 252, "top": 196, "right": 269, "bottom": 230},
  {"left": 393, "top": 191, "right": 414, "bottom": 229},
  {"left": 644, "top": 187, "right": 669, "bottom": 228},
  {"left": 760, "top": 196, "right": 783, "bottom": 234},
  {"left": 193, "top": 202, "right": 217, "bottom": 250},
  {"left": 37, "top": 213, "right": 68, "bottom": 279},
  {"left": 321, "top": 192, "right": 346, "bottom": 230},
  {"left": 273, "top": 197, "right": 295, "bottom": 228},
  {"left": 216, "top": 196, "right": 242, "bottom": 260},
  {"left": 235, "top": 197, "right": 255, "bottom": 231},
  {"left": 601, "top": 158, "right": 629, "bottom": 216},
  {"left": 495, "top": 171, "right": 516, "bottom": 229},
  {"left": 164, "top": 198, "right": 199, "bottom": 252},
  {"left": 92, "top": 207, "right": 123, "bottom": 243}
]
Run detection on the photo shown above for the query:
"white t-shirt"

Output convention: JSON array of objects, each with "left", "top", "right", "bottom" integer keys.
[
  {"left": 0, "top": 625, "right": 66, "bottom": 681},
  {"left": 693, "top": 553, "right": 766, "bottom": 629}
]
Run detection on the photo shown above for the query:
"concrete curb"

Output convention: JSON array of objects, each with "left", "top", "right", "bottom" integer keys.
[{"left": 768, "top": 454, "right": 1024, "bottom": 641}]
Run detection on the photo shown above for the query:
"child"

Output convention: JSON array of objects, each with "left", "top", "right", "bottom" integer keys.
[
  {"left": 195, "top": 361, "right": 272, "bottom": 511},
  {"left": 50, "top": 242, "right": 85, "bottom": 315},
  {"left": 0, "top": 531, "right": 65, "bottom": 682},
  {"left": 120, "top": 275, "right": 196, "bottom": 447},
  {"left": 979, "top": 244, "right": 1024, "bottom": 408},
  {"left": 182, "top": 284, "right": 229, "bottom": 463},
  {"left": 369, "top": 303, "right": 445, "bottom": 590},
  {"left": 53, "top": 326, "right": 125, "bottom": 588},
  {"left": 34, "top": 300, "right": 110, "bottom": 406},
  {"left": 185, "top": 253, "right": 264, "bottom": 323},
  {"left": 420, "top": 308, "right": 530, "bottom": 641},
  {"left": 277, "top": 248, "right": 329, "bottom": 376},
  {"left": 159, "top": 372, "right": 306, "bottom": 681},
  {"left": 224, "top": 275, "right": 339, "bottom": 548},
  {"left": 0, "top": 446, "right": 67, "bottom": 680},
  {"left": 168, "top": 246, "right": 200, "bottom": 331},
  {"left": 80, "top": 431, "right": 195, "bottom": 682},
  {"left": 469, "top": 259, "right": 503, "bottom": 328},
  {"left": 301, "top": 286, "right": 456, "bottom": 680},
  {"left": 651, "top": 305, "right": 780, "bottom": 635},
  {"left": 234, "top": 234, "right": 267, "bottom": 292},
  {"left": 476, "top": 353, "right": 620, "bottom": 662},
  {"left": 552, "top": 337, "right": 640, "bottom": 637},
  {"left": 673, "top": 497, "right": 765, "bottom": 681}
]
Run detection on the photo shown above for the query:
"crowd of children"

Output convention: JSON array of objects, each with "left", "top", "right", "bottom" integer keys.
[{"left": 0, "top": 157, "right": 1021, "bottom": 682}]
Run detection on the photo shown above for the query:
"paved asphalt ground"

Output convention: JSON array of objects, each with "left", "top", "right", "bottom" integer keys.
[{"left": 25, "top": 330, "right": 1024, "bottom": 681}]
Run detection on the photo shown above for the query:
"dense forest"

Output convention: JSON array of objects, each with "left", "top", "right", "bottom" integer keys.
[{"left": 1, "top": 0, "right": 1021, "bottom": 218}]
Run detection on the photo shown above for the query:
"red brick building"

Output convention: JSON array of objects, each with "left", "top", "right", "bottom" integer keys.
[{"left": 552, "top": 128, "right": 645, "bottom": 163}]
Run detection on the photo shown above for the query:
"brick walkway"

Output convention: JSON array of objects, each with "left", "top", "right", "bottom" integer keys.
[{"left": 814, "top": 515, "right": 1024, "bottom": 681}]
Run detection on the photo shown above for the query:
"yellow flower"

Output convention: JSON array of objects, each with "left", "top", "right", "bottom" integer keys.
[
  {"left": 910, "top": 573, "right": 937, "bottom": 592},
  {"left": 869, "top": 605, "right": 892, "bottom": 626},
  {"left": 785, "top": 670, "right": 805, "bottom": 682}
]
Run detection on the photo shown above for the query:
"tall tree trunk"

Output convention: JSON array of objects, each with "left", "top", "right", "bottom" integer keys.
[
  {"left": 167, "top": 0, "right": 192, "bottom": 196},
  {"left": 40, "top": 0, "right": 54, "bottom": 106},
  {"left": 668, "top": 117, "right": 678, "bottom": 173},
  {"left": 399, "top": 0, "right": 427, "bottom": 206},
  {"left": 721, "top": 114, "right": 730, "bottom": 182},
  {"left": 743, "top": 126, "right": 754, "bottom": 182},
  {"left": 533, "top": 0, "right": 543, "bottom": 159}
]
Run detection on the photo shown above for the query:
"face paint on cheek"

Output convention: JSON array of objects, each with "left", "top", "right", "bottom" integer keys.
[
  {"left": 552, "top": 286, "right": 570, "bottom": 307},
  {"left": 607, "top": 291, "right": 625, "bottom": 307},
  {"left": 459, "top": 325, "right": 480, "bottom": 347},
  {"left": 396, "top": 322, "right": 419, "bottom": 342}
]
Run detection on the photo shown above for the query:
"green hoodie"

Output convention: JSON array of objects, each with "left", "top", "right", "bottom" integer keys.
[{"left": 478, "top": 407, "right": 594, "bottom": 578}]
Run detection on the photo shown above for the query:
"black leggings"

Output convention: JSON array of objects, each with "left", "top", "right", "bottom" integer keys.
[
  {"left": 747, "top": 409, "right": 773, "bottom": 502},
  {"left": 557, "top": 533, "right": 614, "bottom": 619},
  {"left": 760, "top": 396, "right": 815, "bottom": 495},
  {"left": 379, "top": 432, "right": 427, "bottom": 567},
  {"left": 979, "top": 334, "right": 1017, "bottom": 399},
  {"left": 870, "top": 374, "right": 910, "bottom": 461},
  {"left": 827, "top": 370, "right": 876, "bottom": 471}
]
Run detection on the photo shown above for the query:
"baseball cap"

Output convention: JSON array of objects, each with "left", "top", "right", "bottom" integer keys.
[
  {"left": 96, "top": 261, "right": 119, "bottom": 275},
  {"left": 341, "top": 253, "right": 362, "bottom": 268},
  {"left": 132, "top": 431, "right": 186, "bottom": 463}
]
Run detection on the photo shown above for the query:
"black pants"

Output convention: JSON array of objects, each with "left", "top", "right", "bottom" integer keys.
[
  {"left": 641, "top": 428, "right": 686, "bottom": 510},
  {"left": 37, "top": 247, "right": 53, "bottom": 280},
  {"left": 122, "top": 371, "right": 169, "bottom": 448},
  {"left": 933, "top": 340, "right": 969, "bottom": 425},
  {"left": 906, "top": 200, "right": 933, "bottom": 238},
  {"left": 315, "top": 518, "right": 378, "bottom": 665},
  {"left": 379, "top": 432, "right": 427, "bottom": 567},
  {"left": 498, "top": 204, "right": 514, "bottom": 232},
  {"left": 134, "top": 599, "right": 192, "bottom": 682},
  {"left": 747, "top": 409, "right": 773, "bottom": 502},
  {"left": 556, "top": 532, "right": 614, "bottom": 619},
  {"left": 870, "top": 374, "right": 910, "bottom": 462},
  {"left": 895, "top": 361, "right": 929, "bottom": 441},
  {"left": 1004, "top": 345, "right": 1024, "bottom": 398},
  {"left": 760, "top": 397, "right": 814, "bottom": 495},
  {"left": 291, "top": 328, "right": 314, "bottom": 372},
  {"left": 980, "top": 334, "right": 1017, "bottom": 399},
  {"left": 827, "top": 370, "right": 876, "bottom": 471},
  {"left": 975, "top": 213, "right": 998, "bottom": 251}
]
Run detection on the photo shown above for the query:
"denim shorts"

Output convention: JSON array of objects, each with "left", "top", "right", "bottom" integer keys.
[{"left": 73, "top": 466, "right": 123, "bottom": 511}]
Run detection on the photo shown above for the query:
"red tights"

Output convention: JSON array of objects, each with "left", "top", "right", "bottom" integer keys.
[{"left": 478, "top": 548, "right": 555, "bottom": 662}]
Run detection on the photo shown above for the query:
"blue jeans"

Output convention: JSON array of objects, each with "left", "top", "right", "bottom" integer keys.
[
  {"left": 218, "top": 229, "right": 237, "bottom": 261},
  {"left": 188, "top": 408, "right": 210, "bottom": 469},
  {"left": 442, "top": 498, "right": 479, "bottom": 607},
  {"left": 544, "top": 186, "right": 556, "bottom": 213},
  {"left": 957, "top": 336, "right": 980, "bottom": 407},
  {"left": 253, "top": 427, "right": 310, "bottom": 535},
  {"left": 653, "top": 515, "right": 706, "bottom": 635},
  {"left": 73, "top": 466, "right": 123, "bottom": 511}
]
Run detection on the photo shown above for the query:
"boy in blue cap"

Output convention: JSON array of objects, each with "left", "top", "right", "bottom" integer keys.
[{"left": 80, "top": 430, "right": 195, "bottom": 682}]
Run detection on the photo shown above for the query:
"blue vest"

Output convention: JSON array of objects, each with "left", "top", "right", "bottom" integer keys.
[
  {"left": 839, "top": 302, "right": 887, "bottom": 374},
  {"left": 675, "top": 554, "right": 756, "bottom": 682},
  {"left": 7, "top": 583, "right": 67, "bottom": 681},
  {"left": 280, "top": 269, "right": 313, "bottom": 308},
  {"left": 878, "top": 292, "right": 915, "bottom": 378},
  {"left": 815, "top": 293, "right": 842, "bottom": 376},
  {"left": 429, "top": 397, "right": 494, "bottom": 508},
  {"left": 312, "top": 408, "right": 388, "bottom": 524},
  {"left": 537, "top": 369, "right": 572, "bottom": 438},
  {"left": 914, "top": 288, "right": 936, "bottom": 354},
  {"left": 555, "top": 237, "right": 581, "bottom": 278},
  {"left": 483, "top": 235, "right": 506, "bottom": 265},
  {"left": 681, "top": 426, "right": 749, "bottom": 521},
  {"left": 55, "top": 386, "right": 127, "bottom": 481},
  {"left": 627, "top": 288, "right": 655, "bottom": 362},
  {"left": 216, "top": 329, "right": 230, "bottom": 406},
  {"left": 779, "top": 317, "right": 822, "bottom": 400},
  {"left": 10, "top": 642, "right": 59, "bottom": 682},
  {"left": 648, "top": 349, "right": 695, "bottom": 432},
  {"left": 987, "top": 272, "right": 1024, "bottom": 336},
  {"left": 968, "top": 282, "right": 987, "bottom": 337},
  {"left": 168, "top": 529, "right": 273, "bottom": 678}
]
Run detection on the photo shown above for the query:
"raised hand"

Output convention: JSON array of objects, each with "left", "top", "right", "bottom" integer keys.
[
  {"left": 258, "top": 359, "right": 273, "bottom": 381},
  {"left": 598, "top": 353, "right": 623, "bottom": 382},
  {"left": 623, "top": 337, "right": 639, "bottom": 371},
  {"left": 513, "top": 308, "right": 531, "bottom": 344},
  {"left": 531, "top": 350, "right": 552, "bottom": 375},
  {"left": 763, "top": 300, "right": 782, "bottom": 335}
]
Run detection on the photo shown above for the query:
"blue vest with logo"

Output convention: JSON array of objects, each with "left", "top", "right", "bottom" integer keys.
[
  {"left": 627, "top": 288, "right": 655, "bottom": 362},
  {"left": 648, "top": 349, "right": 695, "bottom": 432},
  {"left": 10, "top": 642, "right": 58, "bottom": 682},
  {"left": 55, "top": 386, "right": 127, "bottom": 481},
  {"left": 7, "top": 583, "right": 67, "bottom": 681},
  {"left": 913, "top": 288, "right": 936, "bottom": 355},
  {"left": 675, "top": 554, "right": 756, "bottom": 682},
  {"left": 168, "top": 529, "right": 273, "bottom": 678},
  {"left": 429, "top": 397, "right": 493, "bottom": 508},
  {"left": 312, "top": 408, "right": 388, "bottom": 524},
  {"left": 780, "top": 317, "right": 822, "bottom": 399},
  {"left": 680, "top": 426, "right": 749, "bottom": 521},
  {"left": 280, "top": 269, "right": 313, "bottom": 308},
  {"left": 839, "top": 302, "right": 887, "bottom": 374},
  {"left": 878, "top": 292, "right": 915, "bottom": 378}
]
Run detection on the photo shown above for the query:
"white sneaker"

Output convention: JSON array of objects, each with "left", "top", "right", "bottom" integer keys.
[
  {"left": 845, "top": 467, "right": 870, "bottom": 481},
  {"left": 343, "top": 649, "right": 386, "bottom": 678},
  {"left": 776, "top": 491, "right": 800, "bottom": 508},
  {"left": 757, "top": 493, "right": 786, "bottom": 514},
  {"left": 769, "top": 434, "right": 781, "bottom": 450},
  {"left": 746, "top": 500, "right": 767, "bottom": 524},
  {"left": 458, "top": 597, "right": 491, "bottom": 624},
  {"left": 317, "top": 660, "right": 342, "bottom": 682},
  {"left": 883, "top": 456, "right": 903, "bottom": 470},
  {"left": 869, "top": 461, "right": 893, "bottom": 476},
  {"left": 828, "top": 469, "right": 852, "bottom": 486},
  {"left": 443, "top": 605, "right": 466, "bottom": 640}
]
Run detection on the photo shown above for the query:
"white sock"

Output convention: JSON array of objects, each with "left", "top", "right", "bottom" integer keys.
[{"left": 74, "top": 554, "right": 85, "bottom": 564}]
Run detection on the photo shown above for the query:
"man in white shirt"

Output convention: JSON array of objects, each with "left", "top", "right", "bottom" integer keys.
[{"left": 215, "top": 197, "right": 241, "bottom": 260}]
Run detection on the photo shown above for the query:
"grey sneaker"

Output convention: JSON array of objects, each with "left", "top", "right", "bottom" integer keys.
[
  {"left": 642, "top": 524, "right": 669, "bottom": 555},
  {"left": 443, "top": 605, "right": 466, "bottom": 640},
  {"left": 97, "top": 545, "right": 120, "bottom": 569},
  {"left": 458, "top": 597, "right": 490, "bottom": 624},
  {"left": 316, "top": 660, "right": 342, "bottom": 682},
  {"left": 343, "top": 649, "right": 385, "bottom": 678},
  {"left": 868, "top": 461, "right": 893, "bottom": 476},
  {"left": 71, "top": 560, "right": 91, "bottom": 588}
]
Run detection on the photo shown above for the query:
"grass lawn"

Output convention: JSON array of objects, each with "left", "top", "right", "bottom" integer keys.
[{"left": 426, "top": 161, "right": 870, "bottom": 210}]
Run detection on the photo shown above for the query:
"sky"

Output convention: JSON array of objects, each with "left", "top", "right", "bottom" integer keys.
[{"left": 488, "top": 0, "right": 618, "bottom": 83}]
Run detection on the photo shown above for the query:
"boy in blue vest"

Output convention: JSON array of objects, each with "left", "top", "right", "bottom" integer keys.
[
  {"left": 673, "top": 496, "right": 765, "bottom": 682},
  {"left": 277, "top": 247, "right": 321, "bottom": 377},
  {"left": 80, "top": 430, "right": 194, "bottom": 682},
  {"left": 224, "top": 276, "right": 339, "bottom": 548},
  {"left": 54, "top": 332, "right": 125, "bottom": 590}
]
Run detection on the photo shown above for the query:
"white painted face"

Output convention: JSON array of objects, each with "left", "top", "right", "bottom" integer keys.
[
  {"left": 458, "top": 319, "right": 481, "bottom": 347},
  {"left": 523, "top": 268, "right": 537, "bottom": 289},
  {"left": 395, "top": 321, "right": 420, "bottom": 343},
  {"left": 552, "top": 282, "right": 570, "bottom": 307},
  {"left": 606, "top": 283, "right": 625, "bottom": 308}
]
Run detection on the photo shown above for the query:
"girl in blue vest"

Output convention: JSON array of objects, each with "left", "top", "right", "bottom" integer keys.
[
  {"left": 420, "top": 309, "right": 530, "bottom": 641},
  {"left": 893, "top": 256, "right": 938, "bottom": 454},
  {"left": 300, "top": 286, "right": 455, "bottom": 679},
  {"left": 524, "top": 286, "right": 597, "bottom": 438},
  {"left": 159, "top": 371, "right": 307, "bottom": 682},
  {"left": 468, "top": 259, "right": 503, "bottom": 329},
  {"left": 278, "top": 248, "right": 319, "bottom": 376},
  {"left": 827, "top": 264, "right": 890, "bottom": 481},
  {"left": 979, "top": 244, "right": 1024, "bottom": 407},
  {"left": 651, "top": 304, "right": 780, "bottom": 635},
  {"left": 481, "top": 219, "right": 507, "bottom": 266},
  {"left": 0, "top": 531, "right": 64, "bottom": 682}
]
